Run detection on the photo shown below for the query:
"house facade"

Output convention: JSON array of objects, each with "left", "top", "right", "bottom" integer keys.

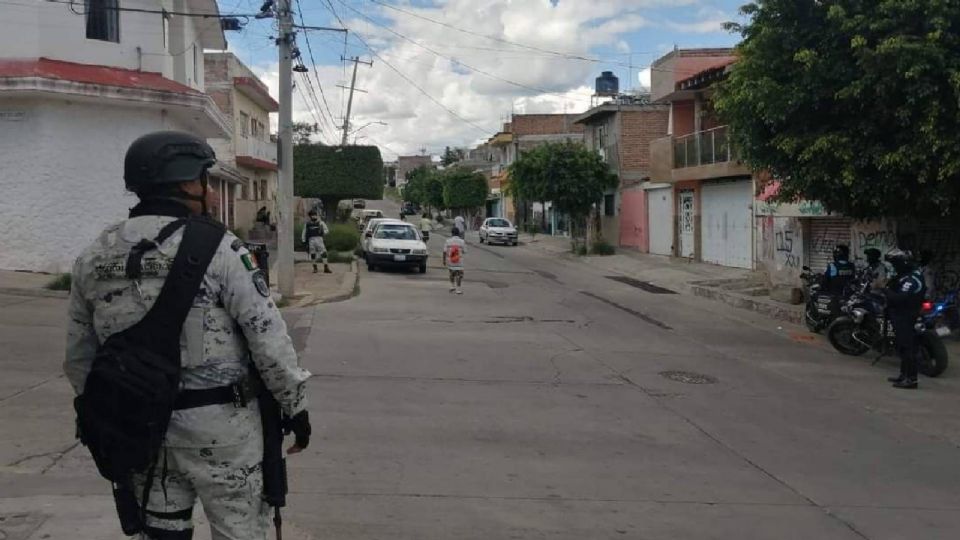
[
  {"left": 204, "top": 52, "right": 279, "bottom": 240},
  {"left": 649, "top": 48, "right": 756, "bottom": 269},
  {"left": 0, "top": 0, "right": 229, "bottom": 272},
  {"left": 395, "top": 155, "right": 433, "bottom": 189},
  {"left": 575, "top": 99, "right": 669, "bottom": 249}
]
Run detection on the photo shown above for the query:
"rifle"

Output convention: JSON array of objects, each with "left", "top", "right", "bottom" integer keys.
[{"left": 258, "top": 386, "right": 288, "bottom": 540}]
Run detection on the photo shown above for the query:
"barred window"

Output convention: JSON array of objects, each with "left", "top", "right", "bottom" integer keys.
[{"left": 85, "top": 0, "right": 119, "bottom": 43}]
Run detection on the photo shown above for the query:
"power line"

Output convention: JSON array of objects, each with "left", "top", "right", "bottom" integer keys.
[
  {"left": 293, "top": 0, "right": 340, "bottom": 134},
  {"left": 321, "top": 12, "right": 491, "bottom": 135},
  {"left": 334, "top": 0, "right": 595, "bottom": 104},
  {"left": 38, "top": 0, "right": 258, "bottom": 18}
]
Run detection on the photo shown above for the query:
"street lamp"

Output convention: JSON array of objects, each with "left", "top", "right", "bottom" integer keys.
[{"left": 349, "top": 121, "right": 388, "bottom": 136}]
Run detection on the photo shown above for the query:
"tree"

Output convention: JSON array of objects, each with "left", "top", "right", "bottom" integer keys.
[
  {"left": 715, "top": 1, "right": 960, "bottom": 219},
  {"left": 292, "top": 122, "right": 320, "bottom": 145},
  {"left": 294, "top": 145, "right": 384, "bottom": 220},
  {"left": 507, "top": 142, "right": 617, "bottom": 241},
  {"left": 441, "top": 167, "right": 488, "bottom": 211},
  {"left": 440, "top": 146, "right": 466, "bottom": 166}
]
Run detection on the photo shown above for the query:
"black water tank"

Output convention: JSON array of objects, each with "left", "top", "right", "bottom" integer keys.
[{"left": 595, "top": 71, "right": 619, "bottom": 96}]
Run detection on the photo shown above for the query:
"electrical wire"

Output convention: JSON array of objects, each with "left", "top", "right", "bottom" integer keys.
[
  {"left": 38, "top": 0, "right": 258, "bottom": 18},
  {"left": 294, "top": 0, "right": 340, "bottom": 136},
  {"left": 334, "top": 0, "right": 595, "bottom": 104}
]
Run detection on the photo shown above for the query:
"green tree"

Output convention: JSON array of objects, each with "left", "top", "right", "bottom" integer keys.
[
  {"left": 294, "top": 144, "right": 384, "bottom": 220},
  {"left": 441, "top": 167, "right": 488, "bottom": 211},
  {"left": 715, "top": 0, "right": 960, "bottom": 219},
  {"left": 507, "top": 142, "right": 617, "bottom": 240},
  {"left": 292, "top": 122, "right": 320, "bottom": 145},
  {"left": 440, "top": 146, "right": 465, "bottom": 166}
]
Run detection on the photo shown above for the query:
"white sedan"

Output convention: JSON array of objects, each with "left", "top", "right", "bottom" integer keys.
[
  {"left": 479, "top": 217, "right": 518, "bottom": 246},
  {"left": 365, "top": 222, "right": 428, "bottom": 273}
]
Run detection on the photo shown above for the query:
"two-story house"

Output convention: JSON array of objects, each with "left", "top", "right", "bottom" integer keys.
[
  {"left": 0, "top": 0, "right": 229, "bottom": 272},
  {"left": 575, "top": 97, "right": 669, "bottom": 249},
  {"left": 204, "top": 52, "right": 279, "bottom": 240}
]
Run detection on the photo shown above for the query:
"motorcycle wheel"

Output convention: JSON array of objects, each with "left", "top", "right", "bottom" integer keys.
[
  {"left": 804, "top": 303, "right": 822, "bottom": 333},
  {"left": 827, "top": 318, "right": 870, "bottom": 356},
  {"left": 918, "top": 332, "right": 949, "bottom": 377}
]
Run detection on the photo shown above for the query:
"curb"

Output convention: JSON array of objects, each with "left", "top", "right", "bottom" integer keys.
[
  {"left": 691, "top": 285, "right": 803, "bottom": 325},
  {"left": 317, "top": 259, "right": 360, "bottom": 304},
  {"left": 0, "top": 287, "right": 69, "bottom": 299}
]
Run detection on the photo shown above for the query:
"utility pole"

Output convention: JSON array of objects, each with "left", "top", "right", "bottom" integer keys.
[
  {"left": 340, "top": 56, "right": 372, "bottom": 146},
  {"left": 276, "top": 0, "right": 295, "bottom": 298}
]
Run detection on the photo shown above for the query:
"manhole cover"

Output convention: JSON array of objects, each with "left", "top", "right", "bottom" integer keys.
[{"left": 659, "top": 371, "right": 718, "bottom": 384}]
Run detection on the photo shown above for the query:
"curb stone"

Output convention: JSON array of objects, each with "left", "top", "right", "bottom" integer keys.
[{"left": 0, "top": 287, "right": 69, "bottom": 299}]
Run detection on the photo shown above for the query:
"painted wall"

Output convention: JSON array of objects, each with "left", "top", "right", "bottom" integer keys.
[
  {"left": 618, "top": 189, "right": 648, "bottom": 252},
  {"left": 0, "top": 0, "right": 215, "bottom": 91},
  {"left": 0, "top": 98, "right": 189, "bottom": 273}
]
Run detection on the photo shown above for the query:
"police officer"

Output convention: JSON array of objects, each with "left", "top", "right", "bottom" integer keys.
[
  {"left": 64, "top": 131, "right": 312, "bottom": 539},
  {"left": 862, "top": 247, "right": 891, "bottom": 290},
  {"left": 301, "top": 210, "right": 331, "bottom": 273},
  {"left": 883, "top": 248, "right": 926, "bottom": 389},
  {"left": 821, "top": 244, "right": 856, "bottom": 295}
]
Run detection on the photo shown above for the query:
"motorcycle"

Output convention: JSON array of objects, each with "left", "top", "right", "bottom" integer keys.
[
  {"left": 801, "top": 266, "right": 835, "bottom": 333},
  {"left": 826, "top": 282, "right": 949, "bottom": 377},
  {"left": 921, "top": 289, "right": 959, "bottom": 339}
]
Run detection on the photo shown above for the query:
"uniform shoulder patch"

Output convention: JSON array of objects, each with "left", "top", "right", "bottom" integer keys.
[
  {"left": 240, "top": 252, "right": 259, "bottom": 271},
  {"left": 252, "top": 270, "right": 271, "bottom": 298}
]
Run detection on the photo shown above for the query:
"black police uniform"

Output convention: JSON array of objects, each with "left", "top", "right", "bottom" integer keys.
[
  {"left": 886, "top": 269, "right": 926, "bottom": 382},
  {"left": 822, "top": 259, "right": 856, "bottom": 296}
]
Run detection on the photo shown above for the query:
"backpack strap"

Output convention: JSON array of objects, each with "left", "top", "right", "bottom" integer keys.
[
  {"left": 135, "top": 216, "right": 226, "bottom": 346},
  {"left": 125, "top": 219, "right": 188, "bottom": 280}
]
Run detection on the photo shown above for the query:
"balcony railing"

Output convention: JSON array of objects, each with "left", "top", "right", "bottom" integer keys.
[
  {"left": 673, "top": 126, "right": 733, "bottom": 169},
  {"left": 236, "top": 136, "right": 277, "bottom": 164}
]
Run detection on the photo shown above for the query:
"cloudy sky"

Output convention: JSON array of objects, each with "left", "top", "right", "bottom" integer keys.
[{"left": 219, "top": 0, "right": 744, "bottom": 159}]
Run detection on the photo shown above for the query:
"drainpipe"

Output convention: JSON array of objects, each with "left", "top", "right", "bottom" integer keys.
[{"left": 136, "top": 46, "right": 142, "bottom": 71}]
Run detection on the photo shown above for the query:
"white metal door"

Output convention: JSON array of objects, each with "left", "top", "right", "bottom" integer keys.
[
  {"left": 805, "top": 218, "right": 852, "bottom": 272},
  {"left": 700, "top": 180, "right": 752, "bottom": 268},
  {"left": 678, "top": 190, "right": 695, "bottom": 258},
  {"left": 648, "top": 187, "right": 673, "bottom": 256}
]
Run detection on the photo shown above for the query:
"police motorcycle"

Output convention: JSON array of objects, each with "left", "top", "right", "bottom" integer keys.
[
  {"left": 801, "top": 266, "right": 865, "bottom": 333},
  {"left": 921, "top": 289, "right": 960, "bottom": 340},
  {"left": 826, "top": 279, "right": 949, "bottom": 377}
]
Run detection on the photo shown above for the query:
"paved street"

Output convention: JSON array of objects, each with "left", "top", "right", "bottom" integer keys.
[{"left": 2, "top": 200, "right": 960, "bottom": 539}]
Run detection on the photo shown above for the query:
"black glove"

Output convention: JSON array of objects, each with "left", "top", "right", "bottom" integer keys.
[{"left": 284, "top": 410, "right": 311, "bottom": 450}]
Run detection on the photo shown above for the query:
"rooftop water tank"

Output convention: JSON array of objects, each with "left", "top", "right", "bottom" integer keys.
[{"left": 595, "top": 71, "right": 619, "bottom": 97}]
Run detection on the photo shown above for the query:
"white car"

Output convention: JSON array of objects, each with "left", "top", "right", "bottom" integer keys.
[
  {"left": 479, "top": 217, "right": 518, "bottom": 246},
  {"left": 361, "top": 218, "right": 404, "bottom": 256},
  {"left": 365, "top": 222, "right": 428, "bottom": 273}
]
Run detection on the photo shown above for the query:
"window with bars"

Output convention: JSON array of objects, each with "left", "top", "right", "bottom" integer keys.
[
  {"left": 240, "top": 112, "right": 249, "bottom": 137},
  {"left": 85, "top": 0, "right": 119, "bottom": 42}
]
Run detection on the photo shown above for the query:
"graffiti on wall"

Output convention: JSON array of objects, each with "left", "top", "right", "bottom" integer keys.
[
  {"left": 774, "top": 218, "right": 803, "bottom": 270},
  {"left": 851, "top": 220, "right": 897, "bottom": 262}
]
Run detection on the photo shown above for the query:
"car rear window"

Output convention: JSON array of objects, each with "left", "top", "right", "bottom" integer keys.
[{"left": 375, "top": 224, "right": 419, "bottom": 240}]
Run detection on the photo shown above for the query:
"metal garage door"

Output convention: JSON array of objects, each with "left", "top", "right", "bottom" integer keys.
[
  {"left": 805, "top": 218, "right": 852, "bottom": 272},
  {"left": 647, "top": 187, "right": 673, "bottom": 256},
  {"left": 700, "top": 179, "right": 752, "bottom": 268}
]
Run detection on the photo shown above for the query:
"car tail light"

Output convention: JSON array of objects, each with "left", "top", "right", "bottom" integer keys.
[{"left": 922, "top": 301, "right": 934, "bottom": 313}]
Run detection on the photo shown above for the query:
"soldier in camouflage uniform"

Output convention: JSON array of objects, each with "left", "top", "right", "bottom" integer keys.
[{"left": 64, "top": 131, "right": 312, "bottom": 540}]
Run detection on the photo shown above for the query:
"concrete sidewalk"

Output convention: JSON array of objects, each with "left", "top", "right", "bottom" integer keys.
[{"left": 0, "top": 270, "right": 68, "bottom": 299}]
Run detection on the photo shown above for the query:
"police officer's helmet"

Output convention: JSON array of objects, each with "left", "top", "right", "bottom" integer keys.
[
  {"left": 864, "top": 248, "right": 882, "bottom": 263},
  {"left": 833, "top": 244, "right": 850, "bottom": 262},
  {"left": 124, "top": 131, "right": 216, "bottom": 193},
  {"left": 885, "top": 248, "right": 914, "bottom": 272}
]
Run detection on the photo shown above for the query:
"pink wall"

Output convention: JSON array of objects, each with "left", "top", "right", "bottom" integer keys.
[{"left": 619, "top": 190, "right": 649, "bottom": 252}]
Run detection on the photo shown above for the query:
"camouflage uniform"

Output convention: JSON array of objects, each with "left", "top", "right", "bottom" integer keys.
[{"left": 64, "top": 214, "right": 311, "bottom": 540}]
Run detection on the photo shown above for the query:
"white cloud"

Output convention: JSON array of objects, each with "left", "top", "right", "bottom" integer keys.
[
  {"left": 243, "top": 0, "right": 713, "bottom": 157},
  {"left": 637, "top": 67, "right": 652, "bottom": 90}
]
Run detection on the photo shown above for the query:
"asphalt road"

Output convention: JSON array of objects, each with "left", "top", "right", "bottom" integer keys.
[
  {"left": 281, "top": 200, "right": 960, "bottom": 539},
  {"left": 2, "top": 198, "right": 960, "bottom": 539}
]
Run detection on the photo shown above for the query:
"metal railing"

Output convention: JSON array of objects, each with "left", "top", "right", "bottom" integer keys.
[
  {"left": 236, "top": 136, "right": 277, "bottom": 164},
  {"left": 673, "top": 125, "right": 733, "bottom": 168}
]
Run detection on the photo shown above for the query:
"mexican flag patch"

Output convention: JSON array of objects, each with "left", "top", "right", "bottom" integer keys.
[{"left": 241, "top": 253, "right": 259, "bottom": 271}]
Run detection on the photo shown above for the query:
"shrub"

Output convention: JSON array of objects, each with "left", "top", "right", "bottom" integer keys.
[
  {"left": 591, "top": 241, "right": 616, "bottom": 256},
  {"left": 294, "top": 222, "right": 305, "bottom": 251},
  {"left": 325, "top": 223, "right": 360, "bottom": 252},
  {"left": 46, "top": 273, "right": 71, "bottom": 291},
  {"left": 327, "top": 251, "right": 356, "bottom": 264},
  {"left": 575, "top": 244, "right": 588, "bottom": 256}
]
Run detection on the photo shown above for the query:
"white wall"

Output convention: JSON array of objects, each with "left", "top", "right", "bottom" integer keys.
[
  {"left": 0, "top": 0, "right": 213, "bottom": 91},
  {"left": 0, "top": 98, "right": 193, "bottom": 273}
]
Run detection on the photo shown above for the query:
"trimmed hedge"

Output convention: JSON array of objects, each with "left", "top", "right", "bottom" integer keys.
[
  {"left": 325, "top": 224, "right": 360, "bottom": 252},
  {"left": 294, "top": 144, "right": 384, "bottom": 200}
]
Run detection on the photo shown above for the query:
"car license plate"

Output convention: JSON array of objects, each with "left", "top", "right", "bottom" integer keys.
[
  {"left": 936, "top": 326, "right": 952, "bottom": 337},
  {"left": 394, "top": 254, "right": 406, "bottom": 262}
]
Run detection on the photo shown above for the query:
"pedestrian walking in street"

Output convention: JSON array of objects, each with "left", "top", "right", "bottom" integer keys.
[
  {"left": 444, "top": 227, "right": 466, "bottom": 294},
  {"left": 454, "top": 215, "right": 466, "bottom": 238},
  {"left": 65, "top": 131, "right": 312, "bottom": 539},
  {"left": 420, "top": 212, "right": 433, "bottom": 242},
  {"left": 302, "top": 209, "right": 331, "bottom": 273}
]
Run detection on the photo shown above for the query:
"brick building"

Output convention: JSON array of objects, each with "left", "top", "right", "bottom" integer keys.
[{"left": 575, "top": 101, "right": 669, "bottom": 248}]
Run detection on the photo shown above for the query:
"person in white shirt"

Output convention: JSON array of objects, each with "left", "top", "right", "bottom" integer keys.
[
  {"left": 454, "top": 215, "right": 465, "bottom": 238},
  {"left": 443, "top": 228, "right": 466, "bottom": 294}
]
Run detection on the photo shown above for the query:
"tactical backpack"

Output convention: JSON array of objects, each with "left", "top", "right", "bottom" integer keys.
[{"left": 74, "top": 216, "right": 225, "bottom": 533}]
